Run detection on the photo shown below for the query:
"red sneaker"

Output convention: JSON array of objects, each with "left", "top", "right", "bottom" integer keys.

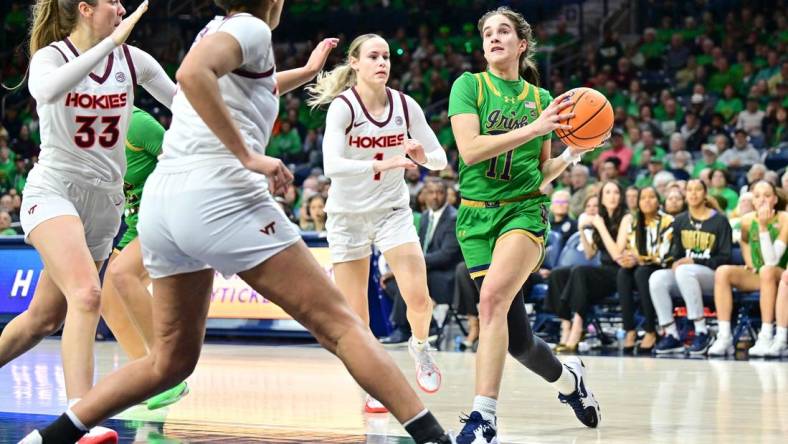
[
  {"left": 364, "top": 395, "right": 388, "bottom": 414},
  {"left": 77, "top": 426, "right": 118, "bottom": 444}
]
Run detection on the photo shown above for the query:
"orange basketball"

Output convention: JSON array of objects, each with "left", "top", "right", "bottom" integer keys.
[{"left": 555, "top": 87, "right": 614, "bottom": 149}]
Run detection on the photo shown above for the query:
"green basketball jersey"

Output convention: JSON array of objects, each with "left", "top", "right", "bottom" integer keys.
[
  {"left": 448, "top": 71, "right": 552, "bottom": 201},
  {"left": 748, "top": 217, "right": 788, "bottom": 271},
  {"left": 124, "top": 108, "right": 164, "bottom": 219}
]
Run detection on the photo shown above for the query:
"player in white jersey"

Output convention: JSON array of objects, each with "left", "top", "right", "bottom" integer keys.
[
  {"left": 22, "top": 2, "right": 454, "bottom": 444},
  {"left": 306, "top": 33, "right": 448, "bottom": 413},
  {"left": 6, "top": 1, "right": 174, "bottom": 443}
]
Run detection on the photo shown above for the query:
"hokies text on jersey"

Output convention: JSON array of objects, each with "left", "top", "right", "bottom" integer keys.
[
  {"left": 65, "top": 92, "right": 128, "bottom": 110},
  {"left": 347, "top": 134, "right": 405, "bottom": 149}
]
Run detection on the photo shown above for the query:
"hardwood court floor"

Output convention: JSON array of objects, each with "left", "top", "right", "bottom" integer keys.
[{"left": 0, "top": 339, "right": 786, "bottom": 443}]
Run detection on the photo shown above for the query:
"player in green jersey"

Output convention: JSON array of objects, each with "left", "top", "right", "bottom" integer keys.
[
  {"left": 99, "top": 107, "right": 188, "bottom": 410},
  {"left": 448, "top": 8, "right": 601, "bottom": 442}
]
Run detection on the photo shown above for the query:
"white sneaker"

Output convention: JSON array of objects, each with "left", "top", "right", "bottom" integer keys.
[
  {"left": 749, "top": 333, "right": 773, "bottom": 357},
  {"left": 18, "top": 430, "right": 42, "bottom": 444},
  {"left": 364, "top": 394, "right": 388, "bottom": 414},
  {"left": 409, "top": 337, "right": 442, "bottom": 393},
  {"left": 708, "top": 335, "right": 734, "bottom": 356},
  {"left": 764, "top": 340, "right": 788, "bottom": 358}
]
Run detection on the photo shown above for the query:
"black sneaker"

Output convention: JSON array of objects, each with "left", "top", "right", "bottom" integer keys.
[
  {"left": 688, "top": 332, "right": 711, "bottom": 355},
  {"left": 457, "top": 411, "right": 497, "bottom": 444},
  {"left": 558, "top": 357, "right": 601, "bottom": 428},
  {"left": 655, "top": 334, "right": 685, "bottom": 354}
]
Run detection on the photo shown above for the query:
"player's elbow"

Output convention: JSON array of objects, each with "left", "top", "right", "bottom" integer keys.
[
  {"left": 29, "top": 87, "right": 57, "bottom": 105},
  {"left": 175, "top": 65, "right": 208, "bottom": 95},
  {"left": 457, "top": 146, "right": 480, "bottom": 166},
  {"left": 175, "top": 66, "right": 196, "bottom": 90}
]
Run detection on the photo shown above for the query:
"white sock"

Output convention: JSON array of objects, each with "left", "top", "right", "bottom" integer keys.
[
  {"left": 23, "top": 430, "right": 42, "bottom": 443},
  {"left": 553, "top": 365, "right": 577, "bottom": 395},
  {"left": 760, "top": 323, "right": 774, "bottom": 339},
  {"left": 664, "top": 323, "right": 679, "bottom": 339},
  {"left": 718, "top": 321, "right": 732, "bottom": 338},
  {"left": 694, "top": 318, "right": 708, "bottom": 334},
  {"left": 65, "top": 408, "right": 89, "bottom": 432},
  {"left": 402, "top": 408, "right": 429, "bottom": 427},
  {"left": 410, "top": 336, "right": 427, "bottom": 352},
  {"left": 472, "top": 395, "right": 497, "bottom": 422},
  {"left": 776, "top": 326, "right": 788, "bottom": 343}
]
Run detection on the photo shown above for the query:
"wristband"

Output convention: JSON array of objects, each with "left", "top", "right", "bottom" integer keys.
[{"left": 559, "top": 148, "right": 581, "bottom": 165}]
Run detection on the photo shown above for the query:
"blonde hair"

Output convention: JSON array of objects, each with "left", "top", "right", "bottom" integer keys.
[
  {"left": 29, "top": 0, "right": 93, "bottom": 55},
  {"left": 477, "top": 7, "right": 540, "bottom": 86},
  {"left": 306, "top": 33, "right": 381, "bottom": 108}
]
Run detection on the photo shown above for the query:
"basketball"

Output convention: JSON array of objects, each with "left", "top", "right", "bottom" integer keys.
[{"left": 555, "top": 87, "right": 614, "bottom": 149}]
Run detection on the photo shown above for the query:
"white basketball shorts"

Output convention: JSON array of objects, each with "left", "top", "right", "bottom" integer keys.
[
  {"left": 20, "top": 165, "right": 124, "bottom": 261},
  {"left": 138, "top": 162, "right": 301, "bottom": 279},
  {"left": 326, "top": 206, "right": 419, "bottom": 263}
]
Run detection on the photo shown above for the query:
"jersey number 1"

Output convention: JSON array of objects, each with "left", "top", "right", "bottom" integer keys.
[
  {"left": 486, "top": 150, "right": 513, "bottom": 181},
  {"left": 373, "top": 152, "right": 384, "bottom": 181},
  {"left": 75, "top": 115, "right": 121, "bottom": 149}
]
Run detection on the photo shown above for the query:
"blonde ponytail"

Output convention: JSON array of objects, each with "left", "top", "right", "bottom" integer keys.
[
  {"left": 29, "top": 0, "right": 89, "bottom": 56},
  {"left": 305, "top": 33, "right": 381, "bottom": 108},
  {"left": 306, "top": 64, "right": 356, "bottom": 108}
]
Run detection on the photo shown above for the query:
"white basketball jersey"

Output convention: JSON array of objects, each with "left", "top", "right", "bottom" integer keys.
[
  {"left": 36, "top": 39, "right": 137, "bottom": 187},
  {"left": 160, "top": 14, "right": 278, "bottom": 168},
  {"left": 325, "top": 87, "right": 412, "bottom": 213}
]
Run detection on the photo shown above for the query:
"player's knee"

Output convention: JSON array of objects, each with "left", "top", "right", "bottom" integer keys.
[
  {"left": 714, "top": 265, "right": 733, "bottom": 284},
  {"left": 307, "top": 305, "right": 364, "bottom": 351},
  {"left": 68, "top": 285, "right": 102, "bottom": 313},
  {"left": 674, "top": 265, "right": 693, "bottom": 281},
  {"left": 760, "top": 266, "right": 781, "bottom": 281},
  {"left": 477, "top": 288, "right": 509, "bottom": 322},
  {"left": 107, "top": 260, "right": 134, "bottom": 290},
  {"left": 26, "top": 308, "right": 65, "bottom": 339},
  {"left": 152, "top": 349, "right": 198, "bottom": 385}
]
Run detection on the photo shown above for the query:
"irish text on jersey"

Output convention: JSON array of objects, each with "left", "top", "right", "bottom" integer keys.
[
  {"left": 348, "top": 134, "right": 405, "bottom": 149},
  {"left": 65, "top": 92, "right": 128, "bottom": 110}
]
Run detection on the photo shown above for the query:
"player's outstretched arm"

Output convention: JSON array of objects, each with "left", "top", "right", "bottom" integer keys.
[
  {"left": 277, "top": 38, "right": 339, "bottom": 95},
  {"left": 29, "top": 0, "right": 149, "bottom": 104}
]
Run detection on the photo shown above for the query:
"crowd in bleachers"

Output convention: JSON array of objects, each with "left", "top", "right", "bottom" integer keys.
[{"left": 1, "top": 1, "right": 788, "bottom": 357}]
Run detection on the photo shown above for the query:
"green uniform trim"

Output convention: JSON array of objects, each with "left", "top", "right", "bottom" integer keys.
[{"left": 117, "top": 108, "right": 164, "bottom": 250}]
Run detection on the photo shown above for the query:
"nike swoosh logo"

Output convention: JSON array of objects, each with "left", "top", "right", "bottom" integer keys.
[{"left": 353, "top": 121, "right": 367, "bottom": 128}]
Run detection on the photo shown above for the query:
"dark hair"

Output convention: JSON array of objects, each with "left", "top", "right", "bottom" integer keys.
[
  {"left": 305, "top": 193, "right": 326, "bottom": 218},
  {"left": 214, "top": 0, "right": 266, "bottom": 12},
  {"left": 689, "top": 178, "right": 707, "bottom": 193},
  {"left": 477, "top": 7, "right": 540, "bottom": 85},
  {"left": 710, "top": 168, "right": 729, "bottom": 185},
  {"left": 635, "top": 186, "right": 662, "bottom": 256},
  {"left": 593, "top": 181, "right": 627, "bottom": 248},
  {"left": 604, "top": 157, "right": 622, "bottom": 169},
  {"left": 424, "top": 177, "right": 448, "bottom": 192}
]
